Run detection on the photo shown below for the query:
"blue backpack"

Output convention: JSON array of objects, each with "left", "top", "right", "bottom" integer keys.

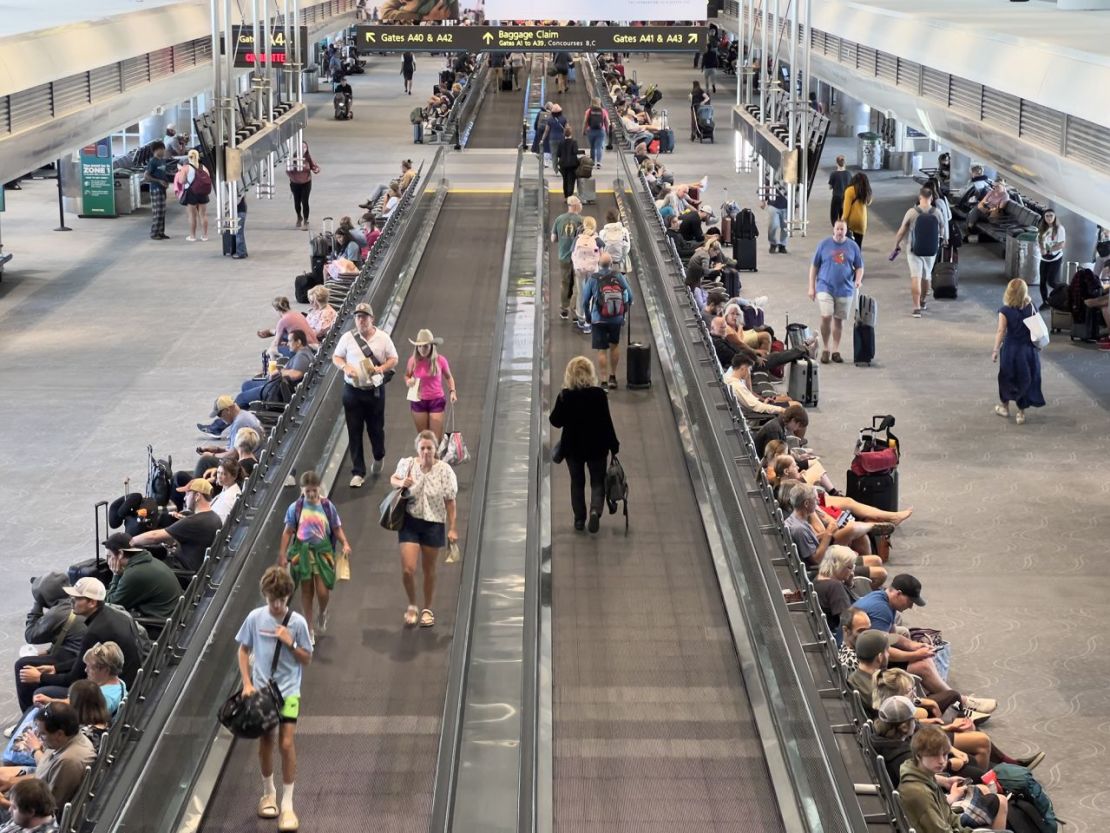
[{"left": 991, "top": 764, "right": 1058, "bottom": 832}]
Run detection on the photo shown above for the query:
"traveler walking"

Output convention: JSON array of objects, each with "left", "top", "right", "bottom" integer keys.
[
  {"left": 807, "top": 220, "right": 864, "bottom": 363},
  {"left": 287, "top": 141, "right": 320, "bottom": 230},
  {"left": 542, "top": 104, "right": 568, "bottom": 172},
  {"left": 143, "top": 141, "right": 173, "bottom": 240},
  {"left": 1036, "top": 209, "right": 1066, "bottom": 309},
  {"left": 390, "top": 431, "right": 458, "bottom": 628},
  {"left": 827, "top": 155, "right": 850, "bottom": 227},
  {"left": 549, "top": 356, "right": 620, "bottom": 533},
  {"left": 571, "top": 217, "right": 602, "bottom": 331},
  {"left": 235, "top": 566, "right": 312, "bottom": 833},
  {"left": 892, "top": 187, "right": 942, "bottom": 318},
  {"left": 992, "top": 279, "right": 1045, "bottom": 425},
  {"left": 404, "top": 329, "right": 458, "bottom": 441},
  {"left": 279, "top": 471, "right": 352, "bottom": 644},
  {"left": 582, "top": 98, "right": 609, "bottom": 168},
  {"left": 552, "top": 51, "right": 572, "bottom": 94},
  {"left": 508, "top": 52, "right": 524, "bottom": 91},
  {"left": 551, "top": 196, "right": 585, "bottom": 321},
  {"left": 179, "top": 149, "right": 212, "bottom": 242},
  {"left": 763, "top": 185, "right": 789, "bottom": 254},
  {"left": 401, "top": 52, "right": 415, "bottom": 94},
  {"left": 582, "top": 253, "right": 634, "bottom": 388},
  {"left": 556, "top": 126, "right": 580, "bottom": 199},
  {"left": 842, "top": 172, "right": 872, "bottom": 249},
  {"left": 598, "top": 209, "right": 631, "bottom": 270},
  {"left": 701, "top": 44, "right": 720, "bottom": 93},
  {"left": 332, "top": 303, "right": 399, "bottom": 487}
]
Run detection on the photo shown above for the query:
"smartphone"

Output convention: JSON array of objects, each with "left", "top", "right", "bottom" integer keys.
[{"left": 887, "top": 246, "right": 901, "bottom": 261}]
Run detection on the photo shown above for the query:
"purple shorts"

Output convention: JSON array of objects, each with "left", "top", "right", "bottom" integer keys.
[{"left": 410, "top": 396, "right": 447, "bottom": 414}]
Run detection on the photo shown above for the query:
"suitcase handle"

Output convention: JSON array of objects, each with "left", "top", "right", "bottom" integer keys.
[{"left": 94, "top": 500, "right": 109, "bottom": 567}]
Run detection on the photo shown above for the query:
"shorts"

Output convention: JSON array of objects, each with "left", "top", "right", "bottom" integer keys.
[
  {"left": 906, "top": 251, "right": 937, "bottom": 280},
  {"left": 591, "top": 320, "right": 622, "bottom": 350},
  {"left": 411, "top": 396, "right": 447, "bottom": 414},
  {"left": 280, "top": 694, "right": 301, "bottom": 723},
  {"left": 399, "top": 512, "right": 446, "bottom": 548},
  {"left": 288, "top": 539, "right": 336, "bottom": 589},
  {"left": 816, "top": 291, "right": 853, "bottom": 320}
]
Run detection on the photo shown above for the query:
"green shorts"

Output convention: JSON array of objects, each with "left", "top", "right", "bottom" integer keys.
[
  {"left": 288, "top": 539, "right": 336, "bottom": 589},
  {"left": 280, "top": 694, "right": 301, "bottom": 723}
]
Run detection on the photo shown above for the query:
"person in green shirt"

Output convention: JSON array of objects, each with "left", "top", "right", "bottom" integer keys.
[
  {"left": 550, "top": 196, "right": 584, "bottom": 321},
  {"left": 104, "top": 534, "right": 181, "bottom": 621}
]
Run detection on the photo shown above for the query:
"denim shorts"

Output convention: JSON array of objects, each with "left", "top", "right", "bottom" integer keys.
[
  {"left": 399, "top": 513, "right": 446, "bottom": 548},
  {"left": 410, "top": 396, "right": 447, "bottom": 414}
]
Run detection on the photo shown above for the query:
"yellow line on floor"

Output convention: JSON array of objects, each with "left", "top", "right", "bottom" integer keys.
[{"left": 448, "top": 187, "right": 617, "bottom": 195}]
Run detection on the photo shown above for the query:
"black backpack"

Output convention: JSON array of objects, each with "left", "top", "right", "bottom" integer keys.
[
  {"left": 587, "top": 107, "right": 604, "bottom": 130},
  {"left": 911, "top": 207, "right": 941, "bottom": 257},
  {"left": 735, "top": 208, "right": 759, "bottom": 240},
  {"left": 146, "top": 447, "right": 173, "bottom": 507}
]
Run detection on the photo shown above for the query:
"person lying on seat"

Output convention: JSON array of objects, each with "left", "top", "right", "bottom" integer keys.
[{"left": 774, "top": 457, "right": 913, "bottom": 526}]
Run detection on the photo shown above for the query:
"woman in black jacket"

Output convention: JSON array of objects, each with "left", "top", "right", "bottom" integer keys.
[
  {"left": 549, "top": 356, "right": 619, "bottom": 533},
  {"left": 557, "top": 125, "right": 580, "bottom": 199}
]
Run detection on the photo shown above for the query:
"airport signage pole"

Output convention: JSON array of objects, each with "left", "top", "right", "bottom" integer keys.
[{"left": 53, "top": 158, "right": 72, "bottom": 232}]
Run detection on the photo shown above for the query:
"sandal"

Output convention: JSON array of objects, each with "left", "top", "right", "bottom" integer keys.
[
  {"left": 419, "top": 609, "right": 435, "bottom": 627},
  {"left": 993, "top": 405, "right": 1010, "bottom": 418},
  {"left": 257, "top": 794, "right": 279, "bottom": 819},
  {"left": 404, "top": 605, "right": 419, "bottom": 626}
]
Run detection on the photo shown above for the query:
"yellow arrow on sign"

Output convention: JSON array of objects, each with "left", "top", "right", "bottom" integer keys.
[
  {"left": 366, "top": 31, "right": 376, "bottom": 43},
  {"left": 482, "top": 31, "right": 493, "bottom": 44},
  {"left": 687, "top": 32, "right": 697, "bottom": 43}
]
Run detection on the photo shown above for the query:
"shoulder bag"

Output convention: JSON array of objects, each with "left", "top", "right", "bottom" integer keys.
[
  {"left": 1022, "top": 303, "right": 1050, "bottom": 349},
  {"left": 379, "top": 459, "right": 414, "bottom": 531},
  {"left": 353, "top": 331, "right": 396, "bottom": 385},
  {"left": 437, "top": 408, "right": 470, "bottom": 466},
  {"left": 218, "top": 610, "right": 291, "bottom": 739}
]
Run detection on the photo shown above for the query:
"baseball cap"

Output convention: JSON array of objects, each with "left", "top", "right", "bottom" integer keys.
[
  {"left": 176, "top": 478, "right": 213, "bottom": 497},
  {"left": 877, "top": 694, "right": 917, "bottom": 723},
  {"left": 209, "top": 394, "right": 235, "bottom": 417},
  {"left": 353, "top": 303, "right": 374, "bottom": 317},
  {"left": 101, "top": 532, "right": 132, "bottom": 553},
  {"left": 855, "top": 629, "right": 897, "bottom": 662},
  {"left": 891, "top": 574, "right": 927, "bottom": 607},
  {"left": 63, "top": 577, "right": 107, "bottom": 602}
]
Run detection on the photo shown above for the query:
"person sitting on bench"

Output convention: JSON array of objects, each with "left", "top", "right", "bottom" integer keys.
[{"left": 965, "top": 180, "right": 1009, "bottom": 236}]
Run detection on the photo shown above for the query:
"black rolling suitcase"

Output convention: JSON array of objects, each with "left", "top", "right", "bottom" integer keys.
[
  {"left": 733, "top": 208, "right": 758, "bottom": 271},
  {"left": 500, "top": 76, "right": 513, "bottom": 91},
  {"left": 294, "top": 271, "right": 322, "bottom": 304},
  {"left": 854, "top": 293, "right": 877, "bottom": 366},
  {"left": 846, "top": 415, "right": 900, "bottom": 512},
  {"left": 932, "top": 245, "right": 959, "bottom": 299},
  {"left": 67, "top": 501, "right": 113, "bottom": 585},
  {"left": 625, "top": 307, "right": 652, "bottom": 389}
]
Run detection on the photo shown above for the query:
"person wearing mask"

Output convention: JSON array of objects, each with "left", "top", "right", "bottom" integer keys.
[
  {"left": 992, "top": 279, "right": 1045, "bottom": 425},
  {"left": 842, "top": 172, "right": 873, "bottom": 249},
  {"left": 389, "top": 431, "right": 458, "bottom": 628},
  {"left": 404, "top": 329, "right": 457, "bottom": 441},
  {"left": 332, "top": 303, "right": 399, "bottom": 487},
  {"left": 287, "top": 142, "right": 320, "bottom": 230},
  {"left": 549, "top": 356, "right": 619, "bottom": 534},
  {"left": 235, "top": 566, "right": 312, "bottom": 832},
  {"left": 177, "top": 149, "right": 211, "bottom": 242},
  {"left": 1036, "top": 209, "right": 1066, "bottom": 310},
  {"left": 551, "top": 196, "right": 585, "bottom": 322},
  {"left": 582, "top": 253, "right": 634, "bottom": 389},
  {"left": 143, "top": 141, "right": 173, "bottom": 241},
  {"left": 808, "top": 220, "right": 864, "bottom": 363},
  {"left": 104, "top": 536, "right": 182, "bottom": 621},
  {"left": 582, "top": 98, "right": 610, "bottom": 169},
  {"left": 556, "top": 125, "right": 580, "bottom": 199},
  {"left": 827, "top": 156, "right": 850, "bottom": 227}
]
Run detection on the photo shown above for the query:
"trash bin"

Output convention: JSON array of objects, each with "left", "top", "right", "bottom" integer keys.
[
  {"left": 114, "top": 174, "right": 134, "bottom": 214},
  {"left": 857, "top": 131, "right": 883, "bottom": 170},
  {"left": 1005, "top": 231, "right": 1040, "bottom": 285},
  {"left": 302, "top": 67, "right": 321, "bottom": 94}
]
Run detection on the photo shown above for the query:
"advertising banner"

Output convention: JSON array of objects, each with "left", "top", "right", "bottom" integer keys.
[
  {"left": 484, "top": 0, "right": 707, "bottom": 21},
  {"left": 356, "top": 25, "right": 705, "bottom": 52},
  {"left": 79, "top": 139, "right": 116, "bottom": 218}
]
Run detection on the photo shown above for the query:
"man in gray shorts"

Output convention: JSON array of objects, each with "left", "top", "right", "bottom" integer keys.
[{"left": 807, "top": 220, "right": 865, "bottom": 364}]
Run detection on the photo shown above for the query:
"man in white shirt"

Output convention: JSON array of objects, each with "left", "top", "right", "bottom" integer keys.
[
  {"left": 723, "top": 352, "right": 794, "bottom": 415},
  {"left": 332, "top": 303, "right": 399, "bottom": 487}
]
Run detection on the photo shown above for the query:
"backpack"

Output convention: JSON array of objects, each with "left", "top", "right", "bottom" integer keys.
[
  {"left": 911, "top": 207, "right": 940, "bottom": 257},
  {"left": 600, "top": 225, "right": 630, "bottom": 263},
  {"left": 587, "top": 106, "right": 604, "bottom": 130},
  {"left": 189, "top": 165, "right": 213, "bottom": 197},
  {"left": 292, "top": 496, "right": 340, "bottom": 551},
  {"left": 735, "top": 208, "right": 759, "bottom": 239},
  {"left": 146, "top": 449, "right": 174, "bottom": 507},
  {"left": 595, "top": 272, "right": 627, "bottom": 320},
  {"left": 106, "top": 604, "right": 154, "bottom": 657},
  {"left": 604, "top": 454, "right": 629, "bottom": 532},
  {"left": 409, "top": 107, "right": 424, "bottom": 124},
  {"left": 990, "top": 764, "right": 1058, "bottom": 832},
  {"left": 571, "top": 234, "right": 600, "bottom": 274},
  {"left": 1068, "top": 267, "right": 1102, "bottom": 320}
]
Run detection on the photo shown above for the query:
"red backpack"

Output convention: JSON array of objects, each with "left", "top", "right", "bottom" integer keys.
[{"left": 189, "top": 165, "right": 213, "bottom": 196}]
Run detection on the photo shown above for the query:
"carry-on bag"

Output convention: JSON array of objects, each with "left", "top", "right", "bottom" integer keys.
[
  {"left": 604, "top": 454, "right": 629, "bottom": 533},
  {"left": 932, "top": 245, "right": 959, "bottom": 299},
  {"left": 218, "top": 611, "right": 291, "bottom": 739},
  {"left": 854, "top": 293, "right": 877, "bottom": 366},
  {"left": 67, "top": 500, "right": 112, "bottom": 585},
  {"left": 846, "top": 415, "right": 900, "bottom": 511},
  {"left": 787, "top": 357, "right": 819, "bottom": 407},
  {"left": 222, "top": 230, "right": 237, "bottom": 257},
  {"left": 294, "top": 271, "right": 322, "bottom": 304},
  {"left": 576, "top": 176, "right": 597, "bottom": 205},
  {"left": 625, "top": 304, "right": 652, "bottom": 390},
  {"left": 733, "top": 236, "right": 757, "bottom": 272}
]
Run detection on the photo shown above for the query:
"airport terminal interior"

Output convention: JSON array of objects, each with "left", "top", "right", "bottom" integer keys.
[{"left": 0, "top": 1, "right": 1107, "bottom": 832}]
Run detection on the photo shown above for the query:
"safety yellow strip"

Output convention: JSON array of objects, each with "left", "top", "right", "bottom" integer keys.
[{"left": 448, "top": 187, "right": 618, "bottom": 195}]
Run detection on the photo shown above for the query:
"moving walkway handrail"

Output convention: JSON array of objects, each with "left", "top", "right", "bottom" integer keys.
[
  {"left": 585, "top": 56, "right": 867, "bottom": 831},
  {"left": 85, "top": 148, "right": 447, "bottom": 832}
]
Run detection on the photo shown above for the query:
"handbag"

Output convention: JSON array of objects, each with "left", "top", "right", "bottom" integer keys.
[
  {"left": 217, "top": 611, "right": 291, "bottom": 739},
  {"left": 551, "top": 438, "right": 564, "bottom": 464},
  {"left": 336, "top": 550, "right": 351, "bottom": 581},
  {"left": 437, "top": 409, "right": 470, "bottom": 466},
  {"left": 379, "top": 460, "right": 413, "bottom": 531},
  {"left": 1023, "top": 304, "right": 1050, "bottom": 349}
]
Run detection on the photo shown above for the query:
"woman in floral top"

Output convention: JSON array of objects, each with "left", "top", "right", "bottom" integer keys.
[
  {"left": 390, "top": 431, "right": 458, "bottom": 628},
  {"left": 306, "top": 285, "right": 337, "bottom": 341}
]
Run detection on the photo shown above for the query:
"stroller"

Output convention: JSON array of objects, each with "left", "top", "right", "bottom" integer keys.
[
  {"left": 692, "top": 104, "right": 715, "bottom": 143},
  {"left": 333, "top": 91, "right": 353, "bottom": 120}
]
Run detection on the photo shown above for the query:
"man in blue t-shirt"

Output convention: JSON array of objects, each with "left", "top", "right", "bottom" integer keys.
[
  {"left": 582, "top": 253, "right": 634, "bottom": 391},
  {"left": 235, "top": 566, "right": 313, "bottom": 831},
  {"left": 807, "top": 220, "right": 864, "bottom": 364}
]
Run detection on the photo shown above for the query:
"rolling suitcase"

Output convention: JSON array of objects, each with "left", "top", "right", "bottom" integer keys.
[
  {"left": 500, "top": 75, "right": 513, "bottom": 91},
  {"left": 295, "top": 271, "right": 322, "bottom": 304},
  {"left": 67, "top": 501, "right": 112, "bottom": 585},
  {"left": 787, "top": 357, "right": 818, "bottom": 407},
  {"left": 932, "top": 246, "right": 959, "bottom": 299},
  {"left": 576, "top": 176, "right": 596, "bottom": 205},
  {"left": 733, "top": 236, "right": 757, "bottom": 272},
  {"left": 1049, "top": 307, "right": 1071, "bottom": 333},
  {"left": 847, "top": 470, "right": 898, "bottom": 513},
  {"left": 657, "top": 128, "right": 675, "bottom": 153},
  {"left": 720, "top": 215, "right": 733, "bottom": 243},
  {"left": 625, "top": 308, "right": 652, "bottom": 389},
  {"left": 846, "top": 415, "right": 899, "bottom": 512},
  {"left": 854, "top": 293, "right": 877, "bottom": 366}
]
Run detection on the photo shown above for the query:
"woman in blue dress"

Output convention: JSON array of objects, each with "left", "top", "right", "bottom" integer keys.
[{"left": 992, "top": 278, "right": 1045, "bottom": 425}]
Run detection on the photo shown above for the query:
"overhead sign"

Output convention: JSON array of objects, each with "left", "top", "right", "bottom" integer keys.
[
  {"left": 230, "top": 26, "right": 308, "bottom": 68},
  {"left": 78, "top": 139, "right": 116, "bottom": 218},
  {"left": 485, "top": 0, "right": 706, "bottom": 21},
  {"left": 356, "top": 25, "right": 705, "bottom": 52}
]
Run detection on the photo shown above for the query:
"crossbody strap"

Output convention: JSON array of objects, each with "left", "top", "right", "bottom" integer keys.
[
  {"left": 270, "top": 610, "right": 293, "bottom": 678},
  {"left": 50, "top": 611, "right": 78, "bottom": 656},
  {"left": 352, "top": 331, "right": 382, "bottom": 367}
]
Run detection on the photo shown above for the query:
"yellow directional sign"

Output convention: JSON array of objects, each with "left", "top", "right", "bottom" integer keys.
[{"left": 355, "top": 25, "right": 706, "bottom": 53}]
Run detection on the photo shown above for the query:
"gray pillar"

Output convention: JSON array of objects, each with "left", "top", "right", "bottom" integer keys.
[
  {"left": 1051, "top": 205, "right": 1097, "bottom": 265},
  {"left": 948, "top": 149, "right": 971, "bottom": 190},
  {"left": 139, "top": 114, "right": 167, "bottom": 145},
  {"left": 829, "top": 91, "right": 870, "bottom": 138}
]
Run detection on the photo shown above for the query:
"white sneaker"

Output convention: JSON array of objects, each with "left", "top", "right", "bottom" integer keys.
[
  {"left": 200, "top": 236, "right": 208, "bottom": 242},
  {"left": 350, "top": 474, "right": 365, "bottom": 488},
  {"left": 185, "top": 235, "right": 197, "bottom": 242},
  {"left": 751, "top": 295, "right": 769, "bottom": 308},
  {"left": 964, "top": 695, "right": 996, "bottom": 714}
]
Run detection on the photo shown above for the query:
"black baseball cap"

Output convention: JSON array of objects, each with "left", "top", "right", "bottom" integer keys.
[
  {"left": 891, "top": 574, "right": 927, "bottom": 607},
  {"left": 102, "top": 532, "right": 132, "bottom": 553}
]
